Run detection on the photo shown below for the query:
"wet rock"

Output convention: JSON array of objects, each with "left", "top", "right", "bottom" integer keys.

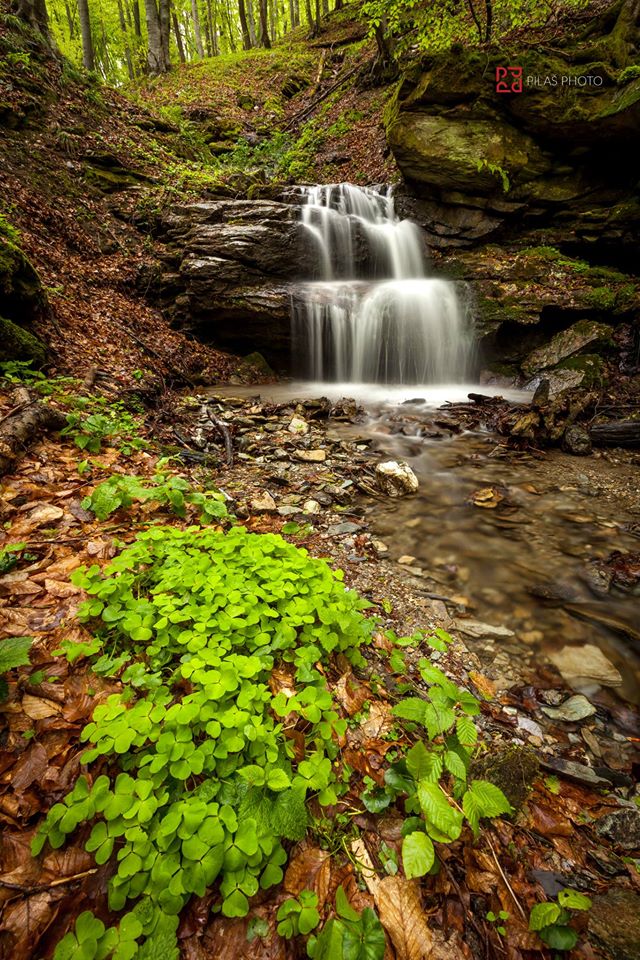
[
  {"left": 589, "top": 888, "right": 640, "bottom": 960},
  {"left": 595, "top": 809, "right": 640, "bottom": 852},
  {"left": 372, "top": 539, "right": 389, "bottom": 555},
  {"left": 313, "top": 491, "right": 333, "bottom": 507},
  {"left": 296, "top": 449, "right": 326, "bottom": 462},
  {"left": 251, "top": 490, "right": 277, "bottom": 513},
  {"left": 471, "top": 745, "right": 539, "bottom": 809},
  {"left": 288, "top": 416, "right": 309, "bottom": 435},
  {"left": 398, "top": 555, "right": 416, "bottom": 565},
  {"left": 522, "top": 321, "right": 614, "bottom": 377},
  {"left": 375, "top": 460, "right": 419, "bottom": 497},
  {"left": 327, "top": 522, "right": 361, "bottom": 536},
  {"left": 549, "top": 644, "right": 622, "bottom": 689},
  {"left": 541, "top": 694, "right": 596, "bottom": 722},
  {"left": 563, "top": 425, "right": 592, "bottom": 456},
  {"left": 323, "top": 483, "right": 352, "bottom": 503},
  {"left": 453, "top": 619, "right": 514, "bottom": 639}
]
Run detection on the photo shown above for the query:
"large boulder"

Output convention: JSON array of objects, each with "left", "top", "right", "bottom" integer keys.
[{"left": 522, "top": 320, "right": 614, "bottom": 377}]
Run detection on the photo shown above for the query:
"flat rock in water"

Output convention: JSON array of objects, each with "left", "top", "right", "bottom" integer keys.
[
  {"left": 453, "top": 618, "right": 515, "bottom": 639},
  {"left": 549, "top": 643, "right": 622, "bottom": 688},
  {"left": 375, "top": 460, "right": 419, "bottom": 497},
  {"left": 541, "top": 694, "right": 597, "bottom": 721}
]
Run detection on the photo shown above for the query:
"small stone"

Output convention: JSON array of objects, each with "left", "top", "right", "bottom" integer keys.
[
  {"left": 595, "top": 809, "right": 640, "bottom": 852},
  {"left": 541, "top": 694, "right": 596, "bottom": 721},
  {"left": 327, "top": 522, "right": 361, "bottom": 536},
  {"left": 303, "top": 499, "right": 321, "bottom": 514},
  {"left": 517, "top": 716, "right": 544, "bottom": 739},
  {"left": 375, "top": 460, "right": 419, "bottom": 497},
  {"left": 288, "top": 416, "right": 309, "bottom": 435},
  {"left": 277, "top": 506, "right": 299, "bottom": 516},
  {"left": 251, "top": 491, "right": 277, "bottom": 513},
  {"left": 563, "top": 425, "right": 592, "bottom": 456},
  {"left": 313, "top": 491, "right": 333, "bottom": 507},
  {"left": 453, "top": 619, "right": 515, "bottom": 639},
  {"left": 296, "top": 449, "right": 326, "bottom": 462},
  {"left": 397, "top": 555, "right": 416, "bottom": 565},
  {"left": 372, "top": 539, "right": 389, "bottom": 555},
  {"left": 549, "top": 644, "right": 622, "bottom": 689}
]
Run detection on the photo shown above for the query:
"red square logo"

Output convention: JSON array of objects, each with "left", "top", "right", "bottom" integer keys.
[{"left": 496, "top": 66, "right": 523, "bottom": 93}]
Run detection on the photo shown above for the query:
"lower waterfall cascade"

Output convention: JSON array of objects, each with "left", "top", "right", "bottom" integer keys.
[{"left": 292, "top": 184, "right": 474, "bottom": 385}]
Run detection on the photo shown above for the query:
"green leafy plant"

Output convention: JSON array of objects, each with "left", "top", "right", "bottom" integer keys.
[
  {"left": 62, "top": 408, "right": 147, "bottom": 455},
  {"left": 0, "top": 636, "right": 34, "bottom": 700},
  {"left": 276, "top": 890, "right": 321, "bottom": 938},
  {"left": 529, "top": 888, "right": 592, "bottom": 952},
  {"left": 486, "top": 909, "right": 509, "bottom": 936},
  {"left": 34, "top": 526, "right": 377, "bottom": 955},
  {"left": 307, "top": 885, "right": 385, "bottom": 960},
  {"left": 0, "top": 542, "right": 36, "bottom": 574},
  {"left": 81, "top": 472, "right": 230, "bottom": 523}
]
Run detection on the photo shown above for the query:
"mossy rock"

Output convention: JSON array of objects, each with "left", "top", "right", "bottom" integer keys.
[
  {"left": 0, "top": 226, "right": 46, "bottom": 321},
  {"left": 522, "top": 320, "right": 614, "bottom": 377},
  {"left": 555, "top": 353, "right": 605, "bottom": 388},
  {"left": 0, "top": 315, "right": 46, "bottom": 364},
  {"left": 471, "top": 744, "right": 539, "bottom": 809}
]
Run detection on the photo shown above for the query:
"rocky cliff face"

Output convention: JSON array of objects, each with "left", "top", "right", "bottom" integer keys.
[{"left": 384, "top": 42, "right": 640, "bottom": 391}]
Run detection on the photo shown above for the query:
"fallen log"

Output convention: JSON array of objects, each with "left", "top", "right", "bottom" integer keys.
[
  {"left": 0, "top": 400, "right": 66, "bottom": 475},
  {"left": 589, "top": 419, "right": 640, "bottom": 447}
]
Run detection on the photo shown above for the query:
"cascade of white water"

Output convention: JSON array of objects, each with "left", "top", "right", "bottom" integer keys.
[{"left": 293, "top": 184, "right": 473, "bottom": 385}]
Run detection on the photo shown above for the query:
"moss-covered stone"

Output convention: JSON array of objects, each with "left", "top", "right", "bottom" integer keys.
[
  {"left": 471, "top": 744, "right": 539, "bottom": 810},
  {"left": 522, "top": 320, "right": 614, "bottom": 376},
  {"left": 0, "top": 315, "right": 46, "bottom": 364},
  {"left": 0, "top": 219, "right": 46, "bottom": 320}
]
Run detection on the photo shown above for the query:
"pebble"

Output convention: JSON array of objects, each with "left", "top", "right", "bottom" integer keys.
[
  {"left": 303, "top": 499, "right": 321, "bottom": 514},
  {"left": 372, "top": 539, "right": 389, "bottom": 555},
  {"left": 288, "top": 416, "right": 309, "bottom": 435},
  {"left": 251, "top": 491, "right": 277, "bottom": 513},
  {"left": 375, "top": 460, "right": 419, "bottom": 497},
  {"left": 277, "top": 506, "right": 299, "bottom": 516},
  {"left": 397, "top": 555, "right": 416, "bottom": 565},
  {"left": 297, "top": 449, "right": 326, "bottom": 462},
  {"left": 541, "top": 694, "right": 596, "bottom": 721},
  {"left": 549, "top": 643, "right": 622, "bottom": 688},
  {"left": 453, "top": 619, "right": 515, "bottom": 639},
  {"left": 327, "top": 522, "right": 361, "bottom": 536}
]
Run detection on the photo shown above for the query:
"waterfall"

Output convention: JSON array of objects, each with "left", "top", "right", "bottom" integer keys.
[{"left": 292, "top": 184, "right": 473, "bottom": 385}]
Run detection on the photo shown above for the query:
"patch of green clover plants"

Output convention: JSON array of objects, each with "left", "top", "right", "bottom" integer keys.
[
  {"left": 53, "top": 902, "right": 179, "bottom": 960},
  {"left": 528, "top": 888, "right": 592, "bottom": 952},
  {"left": 33, "top": 526, "right": 378, "bottom": 957},
  {"left": 307, "top": 885, "right": 385, "bottom": 960},
  {"left": 81, "top": 472, "right": 230, "bottom": 523},
  {"left": 277, "top": 889, "right": 321, "bottom": 938},
  {"left": 368, "top": 652, "right": 512, "bottom": 879}
]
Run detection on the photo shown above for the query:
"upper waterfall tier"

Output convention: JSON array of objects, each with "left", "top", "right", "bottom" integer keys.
[{"left": 293, "top": 184, "right": 473, "bottom": 385}]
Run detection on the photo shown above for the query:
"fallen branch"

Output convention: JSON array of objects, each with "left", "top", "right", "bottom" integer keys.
[
  {"left": 205, "top": 408, "right": 234, "bottom": 466},
  {"left": 589, "top": 419, "right": 640, "bottom": 447},
  {"left": 0, "top": 398, "right": 65, "bottom": 476}
]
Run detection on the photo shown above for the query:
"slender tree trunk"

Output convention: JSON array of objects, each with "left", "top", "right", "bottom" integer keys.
[
  {"left": 77, "top": 0, "right": 95, "bottom": 70},
  {"left": 172, "top": 12, "right": 186, "bottom": 60},
  {"left": 270, "top": 0, "right": 276, "bottom": 41},
  {"left": 314, "top": 0, "right": 320, "bottom": 35},
  {"left": 247, "top": 0, "right": 257, "bottom": 43},
  {"left": 191, "top": 0, "right": 205, "bottom": 56},
  {"left": 132, "top": 0, "right": 141, "bottom": 35},
  {"left": 321, "top": 0, "right": 328, "bottom": 15},
  {"left": 144, "top": 0, "right": 164, "bottom": 71},
  {"left": 209, "top": 0, "right": 218, "bottom": 53},
  {"left": 334, "top": 0, "right": 342, "bottom": 8},
  {"left": 159, "top": 0, "right": 171, "bottom": 68},
  {"left": 258, "top": 0, "right": 270, "bottom": 46},
  {"left": 303, "top": 0, "right": 312, "bottom": 28},
  {"left": 484, "top": 0, "right": 492, "bottom": 42},
  {"left": 64, "top": 0, "right": 75, "bottom": 38},
  {"left": 288, "top": 0, "right": 294, "bottom": 29},
  {"left": 237, "top": 0, "right": 251, "bottom": 48},
  {"left": 224, "top": 0, "right": 236, "bottom": 50},
  {"left": 117, "top": 0, "right": 135, "bottom": 78}
]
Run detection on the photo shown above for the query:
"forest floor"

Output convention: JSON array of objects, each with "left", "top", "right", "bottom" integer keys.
[{"left": 1, "top": 8, "right": 639, "bottom": 960}]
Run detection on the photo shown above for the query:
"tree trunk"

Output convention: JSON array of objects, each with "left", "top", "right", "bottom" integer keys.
[
  {"left": 258, "top": 0, "right": 270, "bottom": 46},
  {"left": 238, "top": 0, "right": 251, "bottom": 48},
  {"left": 159, "top": 0, "right": 171, "bottom": 69},
  {"left": 313, "top": 0, "right": 320, "bottom": 35},
  {"left": 334, "top": 0, "right": 342, "bottom": 9},
  {"left": 11, "top": 0, "right": 52, "bottom": 41},
  {"left": 132, "top": 0, "right": 141, "bottom": 35},
  {"left": 191, "top": 0, "right": 205, "bottom": 57},
  {"left": 117, "top": 0, "right": 135, "bottom": 78},
  {"left": 484, "top": 0, "right": 492, "bottom": 43},
  {"left": 172, "top": 11, "right": 186, "bottom": 61},
  {"left": 64, "top": 0, "right": 76, "bottom": 38},
  {"left": 247, "top": 0, "right": 257, "bottom": 44},
  {"left": 144, "top": 0, "right": 164, "bottom": 71},
  {"left": 224, "top": 0, "right": 236, "bottom": 50},
  {"left": 77, "top": 0, "right": 95, "bottom": 70}
]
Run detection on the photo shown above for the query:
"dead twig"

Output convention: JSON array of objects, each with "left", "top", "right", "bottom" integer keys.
[{"left": 205, "top": 408, "right": 234, "bottom": 466}]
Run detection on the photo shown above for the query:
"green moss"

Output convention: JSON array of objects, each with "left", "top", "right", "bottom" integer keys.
[
  {"left": 471, "top": 745, "right": 539, "bottom": 810},
  {"left": 584, "top": 286, "right": 617, "bottom": 310},
  {"left": 556, "top": 353, "right": 605, "bottom": 387},
  {"left": 0, "top": 315, "right": 46, "bottom": 364}
]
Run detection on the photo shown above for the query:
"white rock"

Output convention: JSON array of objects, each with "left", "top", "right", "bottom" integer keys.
[
  {"left": 549, "top": 644, "right": 622, "bottom": 689},
  {"left": 288, "top": 416, "right": 309, "bottom": 435},
  {"left": 303, "top": 499, "right": 321, "bottom": 514},
  {"left": 375, "top": 460, "right": 419, "bottom": 497},
  {"left": 251, "top": 491, "right": 277, "bottom": 513},
  {"left": 398, "top": 555, "right": 416, "bottom": 565}
]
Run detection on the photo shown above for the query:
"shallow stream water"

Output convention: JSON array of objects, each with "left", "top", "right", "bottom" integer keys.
[{"left": 213, "top": 381, "right": 640, "bottom": 705}]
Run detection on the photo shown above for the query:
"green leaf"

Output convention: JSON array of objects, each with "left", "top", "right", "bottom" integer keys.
[
  {"left": 416, "top": 782, "right": 463, "bottom": 840},
  {"left": 557, "top": 888, "right": 592, "bottom": 911},
  {"left": 529, "top": 902, "right": 562, "bottom": 931},
  {"left": 392, "top": 698, "right": 427, "bottom": 724},
  {"left": 0, "top": 636, "right": 33, "bottom": 674},
  {"left": 466, "top": 781, "right": 512, "bottom": 820},
  {"left": 539, "top": 924, "right": 578, "bottom": 951},
  {"left": 335, "top": 884, "right": 360, "bottom": 922},
  {"left": 444, "top": 750, "right": 467, "bottom": 781},
  {"left": 402, "top": 831, "right": 435, "bottom": 879}
]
